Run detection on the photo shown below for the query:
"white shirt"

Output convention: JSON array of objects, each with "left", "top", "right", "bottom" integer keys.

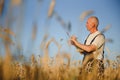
[{"left": 85, "top": 31, "right": 105, "bottom": 60}]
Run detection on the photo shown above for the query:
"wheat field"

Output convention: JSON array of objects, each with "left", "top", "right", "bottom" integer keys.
[
  {"left": 0, "top": 0, "right": 120, "bottom": 80},
  {"left": 0, "top": 35, "right": 120, "bottom": 80}
]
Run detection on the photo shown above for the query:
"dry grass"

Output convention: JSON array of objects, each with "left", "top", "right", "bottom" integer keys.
[
  {"left": 0, "top": 53, "right": 120, "bottom": 80},
  {"left": 0, "top": 33, "right": 120, "bottom": 80},
  {"left": 0, "top": 18, "right": 119, "bottom": 80}
]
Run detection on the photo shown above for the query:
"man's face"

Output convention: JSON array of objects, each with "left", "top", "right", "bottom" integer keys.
[{"left": 86, "top": 18, "right": 94, "bottom": 31}]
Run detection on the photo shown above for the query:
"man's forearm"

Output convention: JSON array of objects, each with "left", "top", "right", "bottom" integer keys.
[{"left": 74, "top": 40, "right": 96, "bottom": 53}]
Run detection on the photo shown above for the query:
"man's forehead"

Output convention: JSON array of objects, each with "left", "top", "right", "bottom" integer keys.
[
  {"left": 88, "top": 17, "right": 96, "bottom": 22},
  {"left": 87, "top": 18, "right": 92, "bottom": 22}
]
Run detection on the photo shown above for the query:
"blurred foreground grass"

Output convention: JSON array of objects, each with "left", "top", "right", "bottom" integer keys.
[
  {"left": 0, "top": 33, "right": 120, "bottom": 80},
  {"left": 0, "top": 50, "right": 120, "bottom": 80}
]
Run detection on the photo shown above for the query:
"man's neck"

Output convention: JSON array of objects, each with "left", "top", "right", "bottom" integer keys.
[{"left": 90, "top": 29, "right": 98, "bottom": 34}]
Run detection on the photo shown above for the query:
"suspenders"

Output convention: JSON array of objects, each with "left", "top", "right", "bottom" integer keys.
[
  {"left": 82, "top": 33, "right": 105, "bottom": 65},
  {"left": 84, "top": 34, "right": 91, "bottom": 45},
  {"left": 84, "top": 33, "right": 103, "bottom": 45},
  {"left": 83, "top": 33, "right": 105, "bottom": 56}
]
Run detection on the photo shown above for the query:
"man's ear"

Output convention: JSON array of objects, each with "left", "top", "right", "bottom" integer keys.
[{"left": 92, "top": 23, "right": 95, "bottom": 28}]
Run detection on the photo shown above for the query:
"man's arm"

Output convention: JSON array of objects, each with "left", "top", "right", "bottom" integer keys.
[{"left": 70, "top": 35, "right": 97, "bottom": 53}]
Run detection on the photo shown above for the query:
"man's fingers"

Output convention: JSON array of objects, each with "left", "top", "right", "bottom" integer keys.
[
  {"left": 69, "top": 39, "right": 74, "bottom": 45},
  {"left": 71, "top": 35, "right": 77, "bottom": 40}
]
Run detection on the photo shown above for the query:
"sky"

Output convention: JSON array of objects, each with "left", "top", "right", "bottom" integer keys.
[{"left": 0, "top": 0, "right": 120, "bottom": 61}]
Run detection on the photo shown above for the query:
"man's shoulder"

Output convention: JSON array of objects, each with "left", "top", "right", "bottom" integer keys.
[{"left": 96, "top": 31, "right": 105, "bottom": 38}]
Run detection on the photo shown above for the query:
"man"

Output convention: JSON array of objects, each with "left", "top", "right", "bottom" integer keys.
[{"left": 70, "top": 16, "right": 105, "bottom": 77}]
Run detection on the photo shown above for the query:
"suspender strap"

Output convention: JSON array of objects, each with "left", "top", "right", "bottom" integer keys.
[
  {"left": 83, "top": 33, "right": 105, "bottom": 64},
  {"left": 90, "top": 33, "right": 101, "bottom": 44},
  {"left": 84, "top": 34, "right": 91, "bottom": 44},
  {"left": 84, "top": 33, "right": 104, "bottom": 45}
]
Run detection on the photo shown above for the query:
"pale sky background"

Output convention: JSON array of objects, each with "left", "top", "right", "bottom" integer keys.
[{"left": 0, "top": 0, "right": 120, "bottom": 61}]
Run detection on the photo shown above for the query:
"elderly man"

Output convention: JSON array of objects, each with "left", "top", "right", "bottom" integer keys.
[{"left": 70, "top": 16, "right": 105, "bottom": 78}]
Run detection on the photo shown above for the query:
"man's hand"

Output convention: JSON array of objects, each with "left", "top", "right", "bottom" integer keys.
[
  {"left": 70, "top": 35, "right": 77, "bottom": 45},
  {"left": 71, "top": 35, "right": 77, "bottom": 41}
]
